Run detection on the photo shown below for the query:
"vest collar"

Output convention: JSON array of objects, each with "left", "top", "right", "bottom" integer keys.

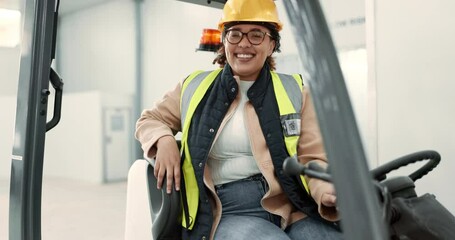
[
  {"left": 220, "top": 63, "right": 272, "bottom": 105},
  {"left": 219, "top": 64, "right": 238, "bottom": 102}
]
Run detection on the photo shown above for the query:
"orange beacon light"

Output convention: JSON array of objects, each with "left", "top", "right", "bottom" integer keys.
[{"left": 196, "top": 28, "right": 221, "bottom": 52}]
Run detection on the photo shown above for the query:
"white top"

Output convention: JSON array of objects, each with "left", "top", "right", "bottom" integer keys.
[{"left": 208, "top": 80, "right": 261, "bottom": 186}]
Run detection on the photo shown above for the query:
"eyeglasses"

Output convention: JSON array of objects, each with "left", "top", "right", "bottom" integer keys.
[{"left": 225, "top": 29, "right": 273, "bottom": 45}]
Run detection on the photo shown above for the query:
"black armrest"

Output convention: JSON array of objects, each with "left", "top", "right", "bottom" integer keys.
[{"left": 146, "top": 140, "right": 182, "bottom": 240}]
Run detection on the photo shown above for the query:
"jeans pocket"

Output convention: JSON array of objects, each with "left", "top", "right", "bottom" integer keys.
[{"left": 256, "top": 175, "right": 269, "bottom": 195}]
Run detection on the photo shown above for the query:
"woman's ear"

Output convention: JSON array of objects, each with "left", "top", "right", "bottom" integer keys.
[{"left": 268, "top": 40, "right": 276, "bottom": 56}]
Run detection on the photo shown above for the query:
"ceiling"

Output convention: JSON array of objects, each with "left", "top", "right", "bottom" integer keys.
[
  {"left": 58, "top": 0, "right": 113, "bottom": 15},
  {"left": 0, "top": 0, "right": 113, "bottom": 14}
]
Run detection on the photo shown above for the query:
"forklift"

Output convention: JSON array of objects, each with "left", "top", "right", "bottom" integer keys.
[{"left": 8, "top": 0, "right": 454, "bottom": 239}]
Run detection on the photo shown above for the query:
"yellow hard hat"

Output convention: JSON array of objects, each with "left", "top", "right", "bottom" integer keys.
[{"left": 218, "top": 0, "right": 283, "bottom": 32}]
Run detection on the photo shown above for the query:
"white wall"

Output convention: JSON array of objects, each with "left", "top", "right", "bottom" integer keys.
[
  {"left": 0, "top": 96, "right": 17, "bottom": 180},
  {"left": 275, "top": 0, "right": 366, "bottom": 54},
  {"left": 320, "top": 0, "right": 366, "bottom": 50},
  {"left": 57, "top": 0, "right": 135, "bottom": 95},
  {"left": 0, "top": 3, "right": 21, "bottom": 183},
  {"left": 0, "top": 0, "right": 22, "bottom": 95},
  {"left": 0, "top": 91, "right": 133, "bottom": 182},
  {"left": 369, "top": 0, "right": 455, "bottom": 212},
  {"left": 0, "top": 0, "right": 137, "bottom": 181},
  {"left": 141, "top": 0, "right": 222, "bottom": 108},
  {"left": 44, "top": 92, "right": 104, "bottom": 183},
  {"left": 0, "top": 46, "right": 20, "bottom": 95},
  {"left": 0, "top": 48, "right": 20, "bottom": 180},
  {"left": 44, "top": 91, "right": 133, "bottom": 183}
]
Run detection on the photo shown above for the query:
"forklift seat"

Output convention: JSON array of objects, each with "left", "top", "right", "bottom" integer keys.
[{"left": 124, "top": 158, "right": 181, "bottom": 240}]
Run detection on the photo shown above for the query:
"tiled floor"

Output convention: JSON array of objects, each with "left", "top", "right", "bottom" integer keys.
[{"left": 1, "top": 177, "right": 127, "bottom": 240}]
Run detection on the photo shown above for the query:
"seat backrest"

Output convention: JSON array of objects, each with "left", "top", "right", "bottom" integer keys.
[
  {"left": 125, "top": 140, "right": 182, "bottom": 240},
  {"left": 147, "top": 161, "right": 181, "bottom": 239}
]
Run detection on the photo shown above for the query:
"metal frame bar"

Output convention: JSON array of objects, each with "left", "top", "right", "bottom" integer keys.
[
  {"left": 134, "top": 0, "right": 144, "bottom": 161},
  {"left": 282, "top": 1, "right": 388, "bottom": 239},
  {"left": 176, "top": 0, "right": 225, "bottom": 9},
  {"left": 9, "top": 0, "right": 57, "bottom": 239}
]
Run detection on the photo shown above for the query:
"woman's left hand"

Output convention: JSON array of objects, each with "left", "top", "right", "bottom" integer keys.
[
  {"left": 309, "top": 179, "right": 340, "bottom": 221},
  {"left": 321, "top": 191, "right": 337, "bottom": 208}
]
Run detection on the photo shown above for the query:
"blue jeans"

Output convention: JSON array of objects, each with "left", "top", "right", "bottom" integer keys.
[{"left": 213, "top": 174, "right": 343, "bottom": 240}]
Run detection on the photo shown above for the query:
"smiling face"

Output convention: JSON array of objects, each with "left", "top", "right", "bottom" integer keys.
[{"left": 224, "top": 24, "right": 276, "bottom": 81}]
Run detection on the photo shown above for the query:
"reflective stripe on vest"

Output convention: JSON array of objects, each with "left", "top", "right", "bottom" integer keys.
[
  {"left": 271, "top": 72, "right": 310, "bottom": 193},
  {"left": 179, "top": 69, "right": 308, "bottom": 229},
  {"left": 179, "top": 68, "right": 222, "bottom": 229}
]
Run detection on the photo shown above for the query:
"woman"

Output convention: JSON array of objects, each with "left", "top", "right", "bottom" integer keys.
[{"left": 135, "top": 0, "right": 342, "bottom": 239}]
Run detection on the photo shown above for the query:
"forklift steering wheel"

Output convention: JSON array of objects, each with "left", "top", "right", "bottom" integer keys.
[{"left": 370, "top": 150, "right": 441, "bottom": 182}]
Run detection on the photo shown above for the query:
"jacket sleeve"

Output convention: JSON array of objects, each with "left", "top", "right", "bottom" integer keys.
[
  {"left": 297, "top": 87, "right": 327, "bottom": 165},
  {"left": 297, "top": 87, "right": 339, "bottom": 221},
  {"left": 135, "top": 81, "right": 183, "bottom": 160}
]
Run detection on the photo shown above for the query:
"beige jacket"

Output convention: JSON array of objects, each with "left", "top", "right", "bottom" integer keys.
[{"left": 135, "top": 76, "right": 337, "bottom": 239}]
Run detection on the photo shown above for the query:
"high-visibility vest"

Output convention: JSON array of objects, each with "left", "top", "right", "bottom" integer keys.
[{"left": 179, "top": 68, "right": 308, "bottom": 229}]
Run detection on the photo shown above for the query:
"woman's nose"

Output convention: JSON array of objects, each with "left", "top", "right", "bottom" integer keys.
[{"left": 237, "top": 34, "right": 251, "bottom": 47}]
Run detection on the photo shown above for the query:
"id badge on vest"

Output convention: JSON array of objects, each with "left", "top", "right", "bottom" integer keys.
[{"left": 281, "top": 113, "right": 301, "bottom": 137}]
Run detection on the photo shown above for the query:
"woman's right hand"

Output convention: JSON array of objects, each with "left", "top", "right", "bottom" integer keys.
[{"left": 154, "top": 136, "right": 181, "bottom": 194}]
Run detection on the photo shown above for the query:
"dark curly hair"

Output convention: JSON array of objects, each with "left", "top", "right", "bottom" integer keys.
[{"left": 213, "top": 22, "right": 281, "bottom": 71}]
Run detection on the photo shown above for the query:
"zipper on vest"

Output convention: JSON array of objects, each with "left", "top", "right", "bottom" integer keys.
[{"left": 180, "top": 152, "right": 191, "bottom": 229}]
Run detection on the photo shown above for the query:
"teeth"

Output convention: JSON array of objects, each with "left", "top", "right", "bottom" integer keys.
[{"left": 237, "top": 53, "right": 253, "bottom": 59}]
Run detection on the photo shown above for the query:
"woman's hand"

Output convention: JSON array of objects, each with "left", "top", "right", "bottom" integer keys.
[
  {"left": 154, "top": 136, "right": 181, "bottom": 194},
  {"left": 309, "top": 178, "right": 340, "bottom": 221},
  {"left": 321, "top": 191, "right": 337, "bottom": 209}
]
